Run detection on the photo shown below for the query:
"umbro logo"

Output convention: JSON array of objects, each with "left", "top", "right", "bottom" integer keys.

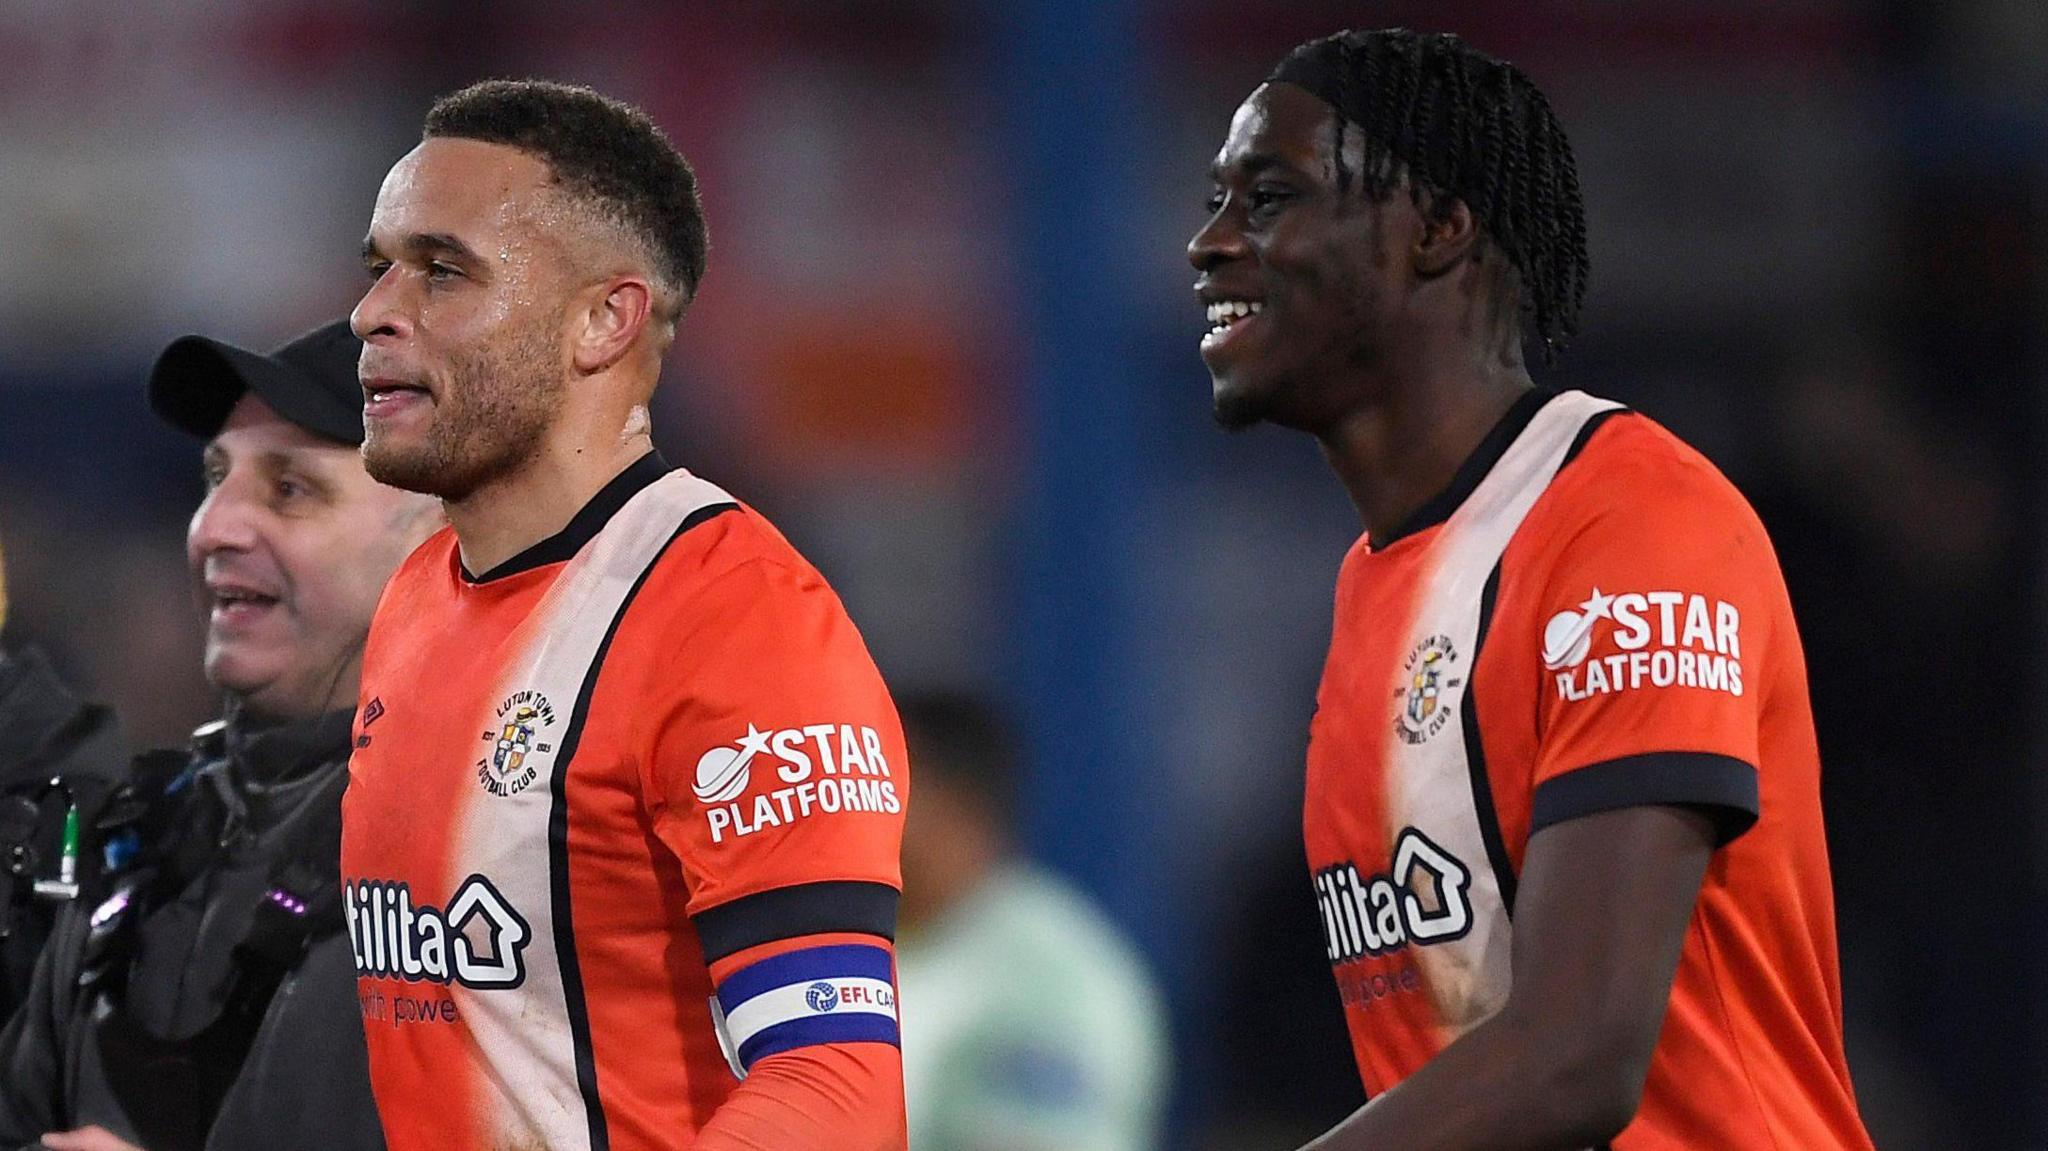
[{"left": 357, "top": 698, "right": 386, "bottom": 748}]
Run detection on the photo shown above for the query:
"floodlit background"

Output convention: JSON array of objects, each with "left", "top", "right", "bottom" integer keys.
[{"left": 1, "top": 2, "right": 2042, "bottom": 1147}]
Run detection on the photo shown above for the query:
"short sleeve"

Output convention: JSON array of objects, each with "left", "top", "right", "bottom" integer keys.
[
  {"left": 644, "top": 555, "right": 907, "bottom": 962},
  {"left": 1528, "top": 459, "right": 1774, "bottom": 846}
]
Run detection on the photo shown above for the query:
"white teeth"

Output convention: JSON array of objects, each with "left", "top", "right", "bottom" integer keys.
[{"left": 1204, "top": 300, "right": 1264, "bottom": 330}]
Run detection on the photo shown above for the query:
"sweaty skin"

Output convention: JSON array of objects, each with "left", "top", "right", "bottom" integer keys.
[{"left": 356, "top": 137, "right": 662, "bottom": 575}]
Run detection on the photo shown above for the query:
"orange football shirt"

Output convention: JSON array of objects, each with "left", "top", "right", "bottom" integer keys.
[
  {"left": 1304, "top": 389, "right": 1872, "bottom": 1149},
  {"left": 342, "top": 454, "right": 908, "bottom": 1150}
]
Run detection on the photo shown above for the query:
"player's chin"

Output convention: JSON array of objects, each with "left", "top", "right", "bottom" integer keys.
[
  {"left": 1210, "top": 372, "right": 1272, "bottom": 431},
  {"left": 363, "top": 436, "right": 453, "bottom": 498}
]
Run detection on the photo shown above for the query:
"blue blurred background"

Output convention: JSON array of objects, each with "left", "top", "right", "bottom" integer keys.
[{"left": 0, "top": 2, "right": 2041, "bottom": 1147}]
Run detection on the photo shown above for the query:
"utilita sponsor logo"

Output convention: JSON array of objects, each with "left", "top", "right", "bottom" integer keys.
[
  {"left": 1542, "top": 588, "right": 1743, "bottom": 702},
  {"left": 693, "top": 723, "right": 903, "bottom": 843},
  {"left": 345, "top": 874, "right": 531, "bottom": 990},
  {"left": 1315, "top": 828, "right": 1475, "bottom": 965}
]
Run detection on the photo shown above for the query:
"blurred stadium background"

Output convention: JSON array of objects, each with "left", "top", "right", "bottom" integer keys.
[{"left": 0, "top": 1, "right": 2041, "bottom": 1147}]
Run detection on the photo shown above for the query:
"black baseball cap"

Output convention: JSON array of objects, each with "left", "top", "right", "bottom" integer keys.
[{"left": 148, "top": 319, "right": 364, "bottom": 445}]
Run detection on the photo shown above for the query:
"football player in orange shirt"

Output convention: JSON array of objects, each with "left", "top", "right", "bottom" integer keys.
[
  {"left": 344, "top": 81, "right": 907, "bottom": 1151},
  {"left": 1188, "top": 29, "right": 1874, "bottom": 1151}
]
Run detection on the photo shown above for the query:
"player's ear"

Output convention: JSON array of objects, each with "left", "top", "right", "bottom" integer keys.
[
  {"left": 571, "top": 276, "right": 654, "bottom": 374},
  {"left": 1412, "top": 193, "right": 1481, "bottom": 278}
]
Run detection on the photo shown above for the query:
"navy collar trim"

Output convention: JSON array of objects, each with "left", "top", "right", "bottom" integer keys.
[
  {"left": 1370, "top": 388, "right": 1557, "bottom": 550},
  {"left": 463, "top": 451, "right": 673, "bottom": 584}
]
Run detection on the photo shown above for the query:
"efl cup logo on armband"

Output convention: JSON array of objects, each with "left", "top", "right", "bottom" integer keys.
[
  {"left": 476, "top": 690, "right": 558, "bottom": 798},
  {"left": 1392, "top": 634, "right": 1464, "bottom": 744},
  {"left": 806, "top": 981, "right": 840, "bottom": 1012}
]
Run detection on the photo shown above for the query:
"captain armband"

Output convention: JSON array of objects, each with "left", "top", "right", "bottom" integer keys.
[{"left": 708, "top": 942, "right": 899, "bottom": 1077}]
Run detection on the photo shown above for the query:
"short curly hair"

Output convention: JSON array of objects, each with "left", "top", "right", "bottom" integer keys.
[{"left": 424, "top": 79, "right": 708, "bottom": 312}]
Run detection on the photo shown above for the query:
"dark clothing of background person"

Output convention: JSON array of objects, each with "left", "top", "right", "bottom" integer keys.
[
  {"left": 0, "top": 647, "right": 128, "bottom": 1021},
  {"left": 0, "top": 707, "right": 383, "bottom": 1151}
]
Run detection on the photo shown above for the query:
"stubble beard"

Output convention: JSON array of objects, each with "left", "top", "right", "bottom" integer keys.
[{"left": 363, "top": 327, "right": 562, "bottom": 501}]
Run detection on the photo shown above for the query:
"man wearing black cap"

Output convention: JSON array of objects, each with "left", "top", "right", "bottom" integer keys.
[{"left": 0, "top": 321, "right": 438, "bottom": 1151}]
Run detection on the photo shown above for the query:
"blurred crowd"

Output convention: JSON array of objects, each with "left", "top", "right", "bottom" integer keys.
[{"left": 0, "top": 2, "right": 2041, "bottom": 1148}]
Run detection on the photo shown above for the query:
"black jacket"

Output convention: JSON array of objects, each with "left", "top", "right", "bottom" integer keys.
[
  {"left": 0, "top": 648, "right": 128, "bottom": 1020},
  {"left": 0, "top": 707, "right": 384, "bottom": 1151}
]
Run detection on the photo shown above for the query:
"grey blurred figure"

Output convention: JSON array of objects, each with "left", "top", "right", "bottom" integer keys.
[{"left": 896, "top": 692, "right": 1169, "bottom": 1151}]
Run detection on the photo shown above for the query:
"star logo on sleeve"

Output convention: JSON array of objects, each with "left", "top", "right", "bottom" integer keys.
[
  {"left": 693, "top": 723, "right": 775, "bottom": 804},
  {"left": 1541, "top": 587, "right": 1612, "bottom": 669}
]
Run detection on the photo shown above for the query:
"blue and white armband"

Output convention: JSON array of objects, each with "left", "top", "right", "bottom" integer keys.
[{"left": 710, "top": 942, "right": 900, "bottom": 1077}]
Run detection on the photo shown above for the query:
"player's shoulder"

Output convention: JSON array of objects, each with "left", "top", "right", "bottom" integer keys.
[
  {"left": 657, "top": 500, "right": 819, "bottom": 585},
  {"left": 377, "top": 524, "right": 459, "bottom": 606},
  {"left": 400, "top": 523, "right": 460, "bottom": 578},
  {"left": 632, "top": 489, "right": 840, "bottom": 621},
  {"left": 361, "top": 528, "right": 459, "bottom": 671},
  {"left": 1498, "top": 402, "right": 1792, "bottom": 628},
  {"left": 1531, "top": 402, "right": 1766, "bottom": 542}
]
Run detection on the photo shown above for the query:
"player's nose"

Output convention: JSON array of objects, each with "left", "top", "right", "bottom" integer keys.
[
  {"left": 1188, "top": 204, "right": 1249, "bottom": 272},
  {"left": 352, "top": 268, "right": 413, "bottom": 346}
]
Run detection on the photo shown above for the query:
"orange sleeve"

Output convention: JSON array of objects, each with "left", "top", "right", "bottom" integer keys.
[
  {"left": 695, "top": 930, "right": 904, "bottom": 1128},
  {"left": 693, "top": 1040, "right": 907, "bottom": 1151},
  {"left": 641, "top": 550, "right": 907, "bottom": 1089},
  {"left": 1526, "top": 449, "right": 1778, "bottom": 845},
  {"left": 641, "top": 554, "right": 906, "bottom": 925}
]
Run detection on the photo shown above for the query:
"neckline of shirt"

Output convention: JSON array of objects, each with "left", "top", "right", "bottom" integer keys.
[
  {"left": 1367, "top": 387, "right": 1559, "bottom": 552},
  {"left": 459, "top": 450, "right": 673, "bottom": 584}
]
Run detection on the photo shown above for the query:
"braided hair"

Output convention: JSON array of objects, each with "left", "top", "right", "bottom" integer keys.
[{"left": 1269, "top": 29, "right": 1589, "bottom": 362}]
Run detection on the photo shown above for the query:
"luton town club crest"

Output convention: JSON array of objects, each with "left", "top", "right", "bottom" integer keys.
[
  {"left": 477, "top": 690, "right": 558, "bottom": 797},
  {"left": 1392, "top": 634, "right": 1463, "bottom": 745}
]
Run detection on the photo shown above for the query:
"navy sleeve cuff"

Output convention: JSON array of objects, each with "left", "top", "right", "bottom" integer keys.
[
  {"left": 1531, "top": 752, "right": 1759, "bottom": 847},
  {"left": 692, "top": 880, "right": 898, "bottom": 963}
]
